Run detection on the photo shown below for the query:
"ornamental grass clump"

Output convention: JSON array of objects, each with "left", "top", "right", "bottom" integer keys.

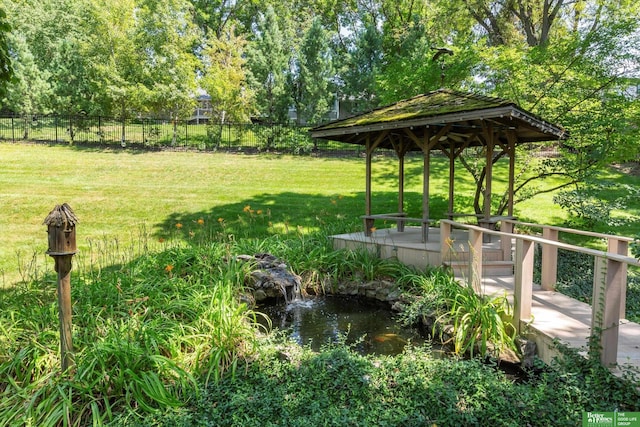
[
  {"left": 0, "top": 242, "right": 262, "bottom": 426},
  {"left": 443, "top": 283, "right": 518, "bottom": 358}
]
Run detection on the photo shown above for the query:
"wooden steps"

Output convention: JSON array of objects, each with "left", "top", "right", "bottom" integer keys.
[{"left": 444, "top": 260, "right": 514, "bottom": 277}]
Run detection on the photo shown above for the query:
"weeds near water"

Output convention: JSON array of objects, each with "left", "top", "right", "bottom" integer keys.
[{"left": 442, "top": 283, "right": 517, "bottom": 358}]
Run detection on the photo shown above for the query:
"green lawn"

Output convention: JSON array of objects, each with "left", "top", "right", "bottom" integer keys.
[
  {"left": 0, "top": 144, "right": 369, "bottom": 283},
  {"left": 2, "top": 142, "right": 639, "bottom": 425},
  {"left": 1, "top": 142, "right": 639, "bottom": 284}
]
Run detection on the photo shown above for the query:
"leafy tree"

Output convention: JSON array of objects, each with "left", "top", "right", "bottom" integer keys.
[
  {"left": 339, "top": 18, "right": 383, "bottom": 113},
  {"left": 406, "top": 0, "right": 640, "bottom": 219},
  {"left": 200, "top": 26, "right": 255, "bottom": 126},
  {"left": 373, "top": 0, "right": 478, "bottom": 104},
  {"left": 3, "top": 33, "right": 52, "bottom": 137},
  {"left": 191, "top": 0, "right": 250, "bottom": 37},
  {"left": 246, "top": 6, "right": 291, "bottom": 123},
  {"left": 293, "top": 17, "right": 334, "bottom": 125},
  {"left": 80, "top": 0, "right": 149, "bottom": 143},
  {"left": 6, "top": 0, "right": 98, "bottom": 127},
  {"left": 135, "top": 0, "right": 199, "bottom": 143},
  {"left": 0, "top": 7, "right": 13, "bottom": 102}
]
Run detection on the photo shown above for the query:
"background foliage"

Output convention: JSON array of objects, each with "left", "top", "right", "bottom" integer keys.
[{"left": 3, "top": 0, "right": 638, "bottom": 221}]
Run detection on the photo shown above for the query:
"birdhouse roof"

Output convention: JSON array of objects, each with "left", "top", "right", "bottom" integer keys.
[{"left": 43, "top": 203, "right": 79, "bottom": 227}]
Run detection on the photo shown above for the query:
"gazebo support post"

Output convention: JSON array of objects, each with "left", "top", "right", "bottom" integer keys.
[
  {"left": 393, "top": 139, "right": 411, "bottom": 232},
  {"left": 480, "top": 124, "right": 495, "bottom": 243},
  {"left": 507, "top": 132, "right": 517, "bottom": 217},
  {"left": 363, "top": 132, "right": 388, "bottom": 236},
  {"left": 448, "top": 142, "right": 455, "bottom": 220},
  {"left": 484, "top": 125, "right": 494, "bottom": 222},
  {"left": 364, "top": 135, "right": 373, "bottom": 235},
  {"left": 422, "top": 145, "right": 430, "bottom": 241}
]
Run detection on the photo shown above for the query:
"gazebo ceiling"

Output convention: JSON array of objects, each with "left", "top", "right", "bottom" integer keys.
[{"left": 310, "top": 89, "right": 567, "bottom": 150}]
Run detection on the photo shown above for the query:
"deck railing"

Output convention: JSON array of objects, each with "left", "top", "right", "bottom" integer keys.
[{"left": 439, "top": 219, "right": 640, "bottom": 367}]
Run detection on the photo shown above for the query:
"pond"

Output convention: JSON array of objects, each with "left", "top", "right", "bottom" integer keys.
[{"left": 258, "top": 295, "right": 427, "bottom": 356}]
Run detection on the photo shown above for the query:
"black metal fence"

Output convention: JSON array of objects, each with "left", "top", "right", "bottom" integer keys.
[{"left": 0, "top": 113, "right": 366, "bottom": 155}]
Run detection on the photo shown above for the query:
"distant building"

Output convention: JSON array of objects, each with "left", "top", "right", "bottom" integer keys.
[
  {"left": 287, "top": 96, "right": 340, "bottom": 125},
  {"left": 190, "top": 94, "right": 212, "bottom": 124}
]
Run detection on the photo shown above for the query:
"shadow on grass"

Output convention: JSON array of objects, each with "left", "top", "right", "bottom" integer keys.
[{"left": 153, "top": 191, "right": 451, "bottom": 242}]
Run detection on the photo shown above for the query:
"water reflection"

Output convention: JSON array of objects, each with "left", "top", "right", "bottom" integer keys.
[{"left": 258, "top": 296, "right": 425, "bottom": 356}]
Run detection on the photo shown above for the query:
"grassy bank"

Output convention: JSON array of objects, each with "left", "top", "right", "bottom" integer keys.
[{"left": 0, "top": 143, "right": 367, "bottom": 283}]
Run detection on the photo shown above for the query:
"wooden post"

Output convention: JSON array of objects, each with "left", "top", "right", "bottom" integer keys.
[
  {"left": 448, "top": 142, "right": 455, "bottom": 219},
  {"left": 468, "top": 228, "right": 483, "bottom": 294},
  {"left": 440, "top": 221, "right": 452, "bottom": 264},
  {"left": 592, "top": 256, "right": 624, "bottom": 367},
  {"left": 483, "top": 127, "right": 493, "bottom": 223},
  {"left": 396, "top": 140, "right": 406, "bottom": 232},
  {"left": 44, "top": 203, "right": 78, "bottom": 373},
  {"left": 364, "top": 136, "right": 373, "bottom": 235},
  {"left": 608, "top": 238, "right": 628, "bottom": 319},
  {"left": 507, "top": 132, "right": 516, "bottom": 218},
  {"left": 541, "top": 227, "right": 559, "bottom": 291},
  {"left": 500, "top": 220, "right": 513, "bottom": 262},
  {"left": 514, "top": 238, "right": 534, "bottom": 333},
  {"left": 422, "top": 146, "right": 430, "bottom": 237}
]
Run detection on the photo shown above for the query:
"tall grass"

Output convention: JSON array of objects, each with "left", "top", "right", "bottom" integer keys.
[{"left": 0, "top": 235, "right": 263, "bottom": 426}]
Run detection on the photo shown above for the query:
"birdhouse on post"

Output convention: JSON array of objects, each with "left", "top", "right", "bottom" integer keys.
[
  {"left": 44, "top": 203, "right": 78, "bottom": 373},
  {"left": 45, "top": 203, "right": 78, "bottom": 258}
]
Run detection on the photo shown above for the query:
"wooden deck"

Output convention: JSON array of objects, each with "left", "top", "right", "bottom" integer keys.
[{"left": 332, "top": 225, "right": 640, "bottom": 372}]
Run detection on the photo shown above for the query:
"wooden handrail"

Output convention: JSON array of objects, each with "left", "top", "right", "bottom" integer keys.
[
  {"left": 440, "top": 219, "right": 639, "bottom": 367},
  {"left": 441, "top": 220, "right": 639, "bottom": 266},
  {"left": 503, "top": 219, "right": 633, "bottom": 315},
  {"left": 503, "top": 219, "right": 635, "bottom": 243}
]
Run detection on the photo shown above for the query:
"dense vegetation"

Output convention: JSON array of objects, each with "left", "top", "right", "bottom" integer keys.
[
  {"left": 1, "top": 222, "right": 639, "bottom": 426},
  {"left": 0, "top": 143, "right": 639, "bottom": 425}
]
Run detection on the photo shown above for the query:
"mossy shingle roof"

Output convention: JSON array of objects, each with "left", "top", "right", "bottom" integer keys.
[{"left": 310, "top": 89, "right": 567, "bottom": 149}]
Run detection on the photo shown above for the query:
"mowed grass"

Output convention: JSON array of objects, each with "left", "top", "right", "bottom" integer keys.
[
  {"left": 0, "top": 144, "right": 368, "bottom": 283},
  {"left": 2, "top": 142, "right": 639, "bottom": 284}
]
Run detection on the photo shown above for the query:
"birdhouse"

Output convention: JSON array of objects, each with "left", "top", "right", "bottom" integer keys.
[{"left": 44, "top": 203, "right": 78, "bottom": 256}]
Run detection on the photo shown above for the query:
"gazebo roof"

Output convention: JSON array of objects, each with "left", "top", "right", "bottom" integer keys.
[{"left": 310, "top": 89, "right": 567, "bottom": 150}]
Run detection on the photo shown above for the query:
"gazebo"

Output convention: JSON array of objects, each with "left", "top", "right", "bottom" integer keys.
[{"left": 310, "top": 89, "right": 567, "bottom": 241}]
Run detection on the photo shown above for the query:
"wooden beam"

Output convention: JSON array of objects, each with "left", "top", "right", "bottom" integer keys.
[
  {"left": 483, "top": 124, "right": 494, "bottom": 221},
  {"left": 391, "top": 136, "right": 411, "bottom": 228},
  {"left": 404, "top": 124, "right": 451, "bottom": 151},
  {"left": 370, "top": 130, "right": 389, "bottom": 152},
  {"left": 365, "top": 135, "right": 372, "bottom": 216},
  {"left": 507, "top": 132, "right": 517, "bottom": 217}
]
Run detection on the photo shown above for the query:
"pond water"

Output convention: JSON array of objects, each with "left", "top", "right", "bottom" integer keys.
[{"left": 258, "top": 296, "right": 426, "bottom": 356}]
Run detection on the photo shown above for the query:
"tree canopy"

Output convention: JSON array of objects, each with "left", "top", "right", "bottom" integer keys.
[
  {"left": 0, "top": 7, "right": 14, "bottom": 101},
  {"left": 1, "top": 1, "right": 639, "bottom": 173}
]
